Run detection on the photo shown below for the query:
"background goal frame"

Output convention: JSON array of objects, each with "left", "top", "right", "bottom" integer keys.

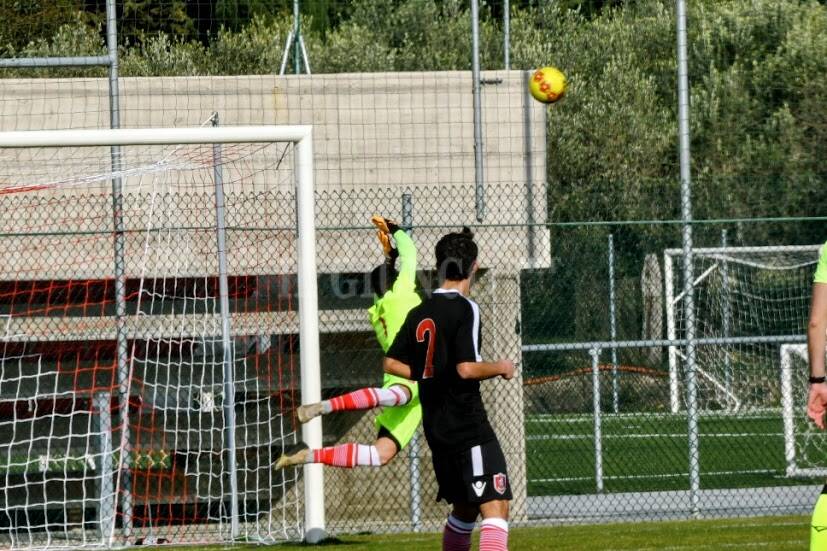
[
  {"left": 780, "top": 343, "right": 827, "bottom": 478},
  {"left": 664, "top": 244, "right": 820, "bottom": 413}
]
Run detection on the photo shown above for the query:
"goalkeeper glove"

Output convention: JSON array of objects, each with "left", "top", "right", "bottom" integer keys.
[
  {"left": 376, "top": 231, "right": 396, "bottom": 258},
  {"left": 371, "top": 215, "right": 401, "bottom": 235}
]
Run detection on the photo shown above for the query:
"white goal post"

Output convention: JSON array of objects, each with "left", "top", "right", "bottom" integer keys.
[{"left": 0, "top": 126, "right": 325, "bottom": 546}]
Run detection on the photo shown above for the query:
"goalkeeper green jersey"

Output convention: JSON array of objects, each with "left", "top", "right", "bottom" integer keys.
[
  {"left": 816, "top": 241, "right": 827, "bottom": 284},
  {"left": 368, "top": 229, "right": 422, "bottom": 353}
]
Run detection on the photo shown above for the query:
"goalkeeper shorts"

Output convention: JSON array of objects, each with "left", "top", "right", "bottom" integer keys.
[{"left": 375, "top": 373, "right": 421, "bottom": 450}]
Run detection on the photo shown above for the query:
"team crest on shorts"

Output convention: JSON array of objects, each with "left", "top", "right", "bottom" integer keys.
[
  {"left": 493, "top": 473, "right": 507, "bottom": 495},
  {"left": 472, "top": 480, "right": 487, "bottom": 497}
]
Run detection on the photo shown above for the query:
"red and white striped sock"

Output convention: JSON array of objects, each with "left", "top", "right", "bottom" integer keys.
[
  {"left": 442, "top": 514, "right": 474, "bottom": 551},
  {"left": 479, "top": 518, "right": 508, "bottom": 551},
  {"left": 322, "top": 386, "right": 409, "bottom": 413},
  {"left": 310, "top": 444, "right": 381, "bottom": 468}
]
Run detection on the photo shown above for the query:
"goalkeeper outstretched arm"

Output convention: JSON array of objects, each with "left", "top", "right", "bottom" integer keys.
[
  {"left": 368, "top": 216, "right": 421, "bottom": 353},
  {"left": 391, "top": 228, "right": 417, "bottom": 293}
]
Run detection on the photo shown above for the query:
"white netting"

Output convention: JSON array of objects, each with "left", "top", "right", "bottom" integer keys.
[
  {"left": 781, "top": 344, "right": 827, "bottom": 478},
  {"left": 0, "top": 138, "right": 304, "bottom": 548},
  {"left": 667, "top": 246, "right": 820, "bottom": 412}
]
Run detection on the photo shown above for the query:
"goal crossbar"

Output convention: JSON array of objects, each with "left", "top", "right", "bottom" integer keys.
[{"left": 0, "top": 125, "right": 313, "bottom": 148}]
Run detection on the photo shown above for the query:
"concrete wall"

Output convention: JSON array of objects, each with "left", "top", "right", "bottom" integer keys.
[{"left": 0, "top": 71, "right": 549, "bottom": 274}]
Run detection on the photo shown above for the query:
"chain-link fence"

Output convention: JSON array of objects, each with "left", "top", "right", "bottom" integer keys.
[
  {"left": 1, "top": 198, "right": 823, "bottom": 548},
  {"left": 520, "top": 221, "right": 823, "bottom": 523},
  {"left": 1, "top": 0, "right": 826, "bottom": 547}
]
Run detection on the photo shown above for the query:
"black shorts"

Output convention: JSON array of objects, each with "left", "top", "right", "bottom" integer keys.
[{"left": 432, "top": 440, "right": 512, "bottom": 504}]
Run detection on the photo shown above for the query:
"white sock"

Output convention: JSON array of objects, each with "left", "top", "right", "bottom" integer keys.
[
  {"left": 377, "top": 386, "right": 410, "bottom": 407},
  {"left": 356, "top": 444, "right": 381, "bottom": 467},
  {"left": 480, "top": 518, "right": 509, "bottom": 550},
  {"left": 320, "top": 386, "right": 408, "bottom": 414},
  {"left": 308, "top": 444, "right": 381, "bottom": 467}
]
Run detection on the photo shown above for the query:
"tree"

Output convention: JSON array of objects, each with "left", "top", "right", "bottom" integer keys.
[
  {"left": 0, "top": 0, "right": 95, "bottom": 55},
  {"left": 120, "top": 0, "right": 197, "bottom": 43}
]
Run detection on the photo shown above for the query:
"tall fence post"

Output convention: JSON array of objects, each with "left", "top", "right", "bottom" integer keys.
[
  {"left": 401, "top": 192, "right": 422, "bottom": 532},
  {"left": 293, "top": 0, "right": 302, "bottom": 74},
  {"left": 471, "top": 0, "right": 485, "bottom": 221},
  {"left": 211, "top": 114, "right": 241, "bottom": 539},
  {"left": 676, "top": 0, "right": 701, "bottom": 515},
  {"left": 590, "top": 347, "right": 604, "bottom": 493},
  {"left": 503, "top": 0, "right": 510, "bottom": 70},
  {"left": 522, "top": 70, "right": 537, "bottom": 266},
  {"left": 105, "top": 0, "right": 133, "bottom": 537},
  {"left": 608, "top": 234, "right": 620, "bottom": 413},
  {"left": 720, "top": 230, "right": 733, "bottom": 401}
]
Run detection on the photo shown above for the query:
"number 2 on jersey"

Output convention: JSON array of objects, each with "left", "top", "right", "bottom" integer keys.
[{"left": 416, "top": 318, "right": 436, "bottom": 379}]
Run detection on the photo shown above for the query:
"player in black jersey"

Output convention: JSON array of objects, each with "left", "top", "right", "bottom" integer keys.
[{"left": 384, "top": 227, "right": 514, "bottom": 551}]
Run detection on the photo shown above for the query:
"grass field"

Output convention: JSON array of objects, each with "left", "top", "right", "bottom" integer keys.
[
  {"left": 178, "top": 515, "right": 809, "bottom": 550},
  {"left": 525, "top": 411, "right": 812, "bottom": 496}
]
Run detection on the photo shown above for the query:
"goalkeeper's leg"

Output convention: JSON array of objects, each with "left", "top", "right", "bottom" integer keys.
[
  {"left": 296, "top": 385, "right": 411, "bottom": 423},
  {"left": 811, "top": 485, "right": 827, "bottom": 550},
  {"left": 277, "top": 388, "right": 420, "bottom": 470},
  {"left": 275, "top": 435, "right": 398, "bottom": 469}
]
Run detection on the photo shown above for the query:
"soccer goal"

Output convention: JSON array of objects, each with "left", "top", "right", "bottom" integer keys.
[
  {"left": 0, "top": 126, "right": 323, "bottom": 548},
  {"left": 780, "top": 343, "right": 827, "bottom": 478},
  {"left": 664, "top": 245, "right": 820, "bottom": 413}
]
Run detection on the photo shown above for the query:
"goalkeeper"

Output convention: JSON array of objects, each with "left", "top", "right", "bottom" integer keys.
[
  {"left": 276, "top": 215, "right": 422, "bottom": 469},
  {"left": 807, "top": 241, "right": 827, "bottom": 550}
]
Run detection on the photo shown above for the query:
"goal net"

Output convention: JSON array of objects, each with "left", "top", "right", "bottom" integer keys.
[
  {"left": 665, "top": 245, "right": 820, "bottom": 413},
  {"left": 779, "top": 344, "right": 827, "bottom": 477},
  {"left": 0, "top": 126, "right": 322, "bottom": 548}
]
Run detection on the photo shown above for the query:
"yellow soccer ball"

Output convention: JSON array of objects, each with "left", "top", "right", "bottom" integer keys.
[{"left": 528, "top": 66, "right": 567, "bottom": 104}]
